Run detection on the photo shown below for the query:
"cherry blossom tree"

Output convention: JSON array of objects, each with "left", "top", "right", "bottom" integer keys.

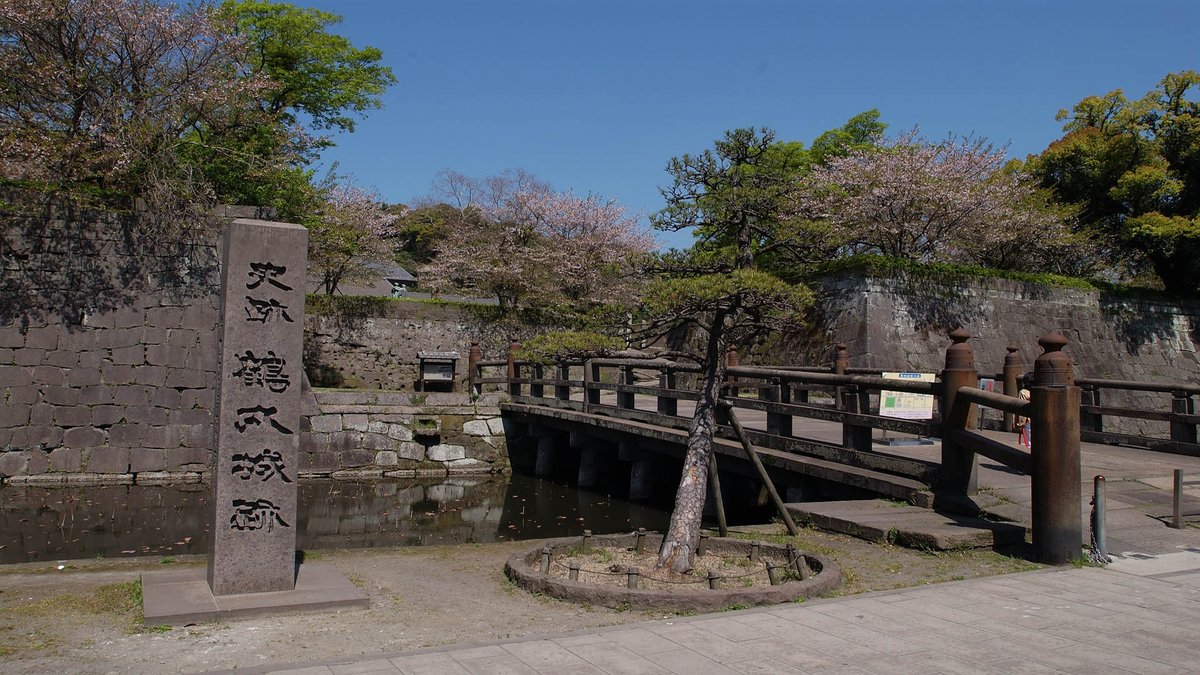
[
  {"left": 308, "top": 178, "right": 399, "bottom": 295},
  {"left": 793, "top": 130, "right": 1079, "bottom": 272},
  {"left": 0, "top": 0, "right": 257, "bottom": 193},
  {"left": 421, "top": 171, "right": 653, "bottom": 311}
]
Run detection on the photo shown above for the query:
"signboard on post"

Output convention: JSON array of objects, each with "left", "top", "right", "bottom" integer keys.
[{"left": 879, "top": 372, "right": 936, "bottom": 420}]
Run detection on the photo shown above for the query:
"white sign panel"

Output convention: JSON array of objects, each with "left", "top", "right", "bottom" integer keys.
[{"left": 879, "top": 372, "right": 935, "bottom": 420}]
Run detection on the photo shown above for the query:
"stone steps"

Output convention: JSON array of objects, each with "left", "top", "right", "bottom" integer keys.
[{"left": 785, "top": 499, "right": 1027, "bottom": 551}]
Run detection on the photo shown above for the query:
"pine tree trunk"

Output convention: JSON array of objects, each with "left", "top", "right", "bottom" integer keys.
[{"left": 656, "top": 327, "right": 726, "bottom": 573}]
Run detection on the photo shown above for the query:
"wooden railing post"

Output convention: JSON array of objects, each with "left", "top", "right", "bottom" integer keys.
[
  {"left": 506, "top": 335, "right": 521, "bottom": 397},
  {"left": 585, "top": 360, "right": 600, "bottom": 409},
  {"left": 939, "top": 328, "right": 979, "bottom": 495},
  {"left": 555, "top": 362, "right": 571, "bottom": 401},
  {"left": 724, "top": 345, "right": 739, "bottom": 395},
  {"left": 1079, "top": 384, "right": 1103, "bottom": 434},
  {"left": 657, "top": 366, "right": 678, "bottom": 417},
  {"left": 1002, "top": 345, "right": 1022, "bottom": 432},
  {"left": 617, "top": 365, "right": 636, "bottom": 409},
  {"left": 765, "top": 378, "right": 792, "bottom": 437},
  {"left": 467, "top": 340, "right": 482, "bottom": 395},
  {"left": 1030, "top": 331, "right": 1081, "bottom": 565},
  {"left": 1171, "top": 391, "right": 1197, "bottom": 444},
  {"left": 833, "top": 343, "right": 849, "bottom": 410},
  {"left": 841, "top": 384, "right": 871, "bottom": 452},
  {"left": 530, "top": 363, "right": 544, "bottom": 398}
]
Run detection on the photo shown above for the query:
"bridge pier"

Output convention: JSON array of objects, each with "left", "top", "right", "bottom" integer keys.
[
  {"left": 535, "top": 435, "right": 555, "bottom": 477},
  {"left": 577, "top": 443, "right": 603, "bottom": 488},
  {"left": 629, "top": 452, "right": 655, "bottom": 501}
]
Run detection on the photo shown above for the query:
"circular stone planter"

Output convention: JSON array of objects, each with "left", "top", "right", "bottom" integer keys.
[{"left": 504, "top": 532, "right": 841, "bottom": 613}]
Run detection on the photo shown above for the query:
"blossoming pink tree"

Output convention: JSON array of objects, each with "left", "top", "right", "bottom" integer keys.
[
  {"left": 422, "top": 171, "right": 654, "bottom": 310},
  {"left": 794, "top": 130, "right": 1078, "bottom": 271},
  {"left": 308, "top": 179, "right": 399, "bottom": 295}
]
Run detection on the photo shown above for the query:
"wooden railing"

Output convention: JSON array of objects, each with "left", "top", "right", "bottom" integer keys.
[{"left": 1077, "top": 378, "right": 1199, "bottom": 455}]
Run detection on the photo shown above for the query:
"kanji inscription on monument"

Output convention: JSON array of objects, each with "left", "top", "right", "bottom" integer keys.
[{"left": 208, "top": 219, "right": 307, "bottom": 596}]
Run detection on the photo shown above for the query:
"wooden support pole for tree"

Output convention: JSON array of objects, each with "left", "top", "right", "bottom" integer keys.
[
  {"left": 722, "top": 403, "right": 799, "bottom": 536},
  {"left": 706, "top": 445, "right": 728, "bottom": 537}
]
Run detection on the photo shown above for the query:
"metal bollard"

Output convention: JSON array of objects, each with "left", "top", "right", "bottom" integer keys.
[
  {"left": 582, "top": 529, "right": 592, "bottom": 553},
  {"left": 626, "top": 569, "right": 639, "bottom": 589},
  {"left": 635, "top": 527, "right": 647, "bottom": 553},
  {"left": 767, "top": 563, "right": 781, "bottom": 586},
  {"left": 540, "top": 548, "right": 551, "bottom": 575},
  {"left": 569, "top": 563, "right": 580, "bottom": 581},
  {"left": 1091, "top": 475, "right": 1109, "bottom": 563},
  {"left": 1174, "top": 469, "right": 1184, "bottom": 529},
  {"left": 707, "top": 570, "right": 719, "bottom": 590},
  {"left": 697, "top": 533, "right": 709, "bottom": 556},
  {"left": 749, "top": 543, "right": 760, "bottom": 563}
]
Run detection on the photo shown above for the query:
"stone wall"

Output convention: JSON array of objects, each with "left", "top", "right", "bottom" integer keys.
[
  {"left": 809, "top": 272, "right": 1200, "bottom": 435},
  {"left": 299, "top": 391, "right": 508, "bottom": 478},
  {"left": 304, "top": 302, "right": 546, "bottom": 390},
  {"left": 0, "top": 204, "right": 265, "bottom": 482}
]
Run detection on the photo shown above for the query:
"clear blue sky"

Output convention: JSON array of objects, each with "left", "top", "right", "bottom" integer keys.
[{"left": 304, "top": 0, "right": 1198, "bottom": 250}]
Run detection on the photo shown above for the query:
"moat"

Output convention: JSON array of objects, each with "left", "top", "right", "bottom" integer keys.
[{"left": 0, "top": 471, "right": 775, "bottom": 564}]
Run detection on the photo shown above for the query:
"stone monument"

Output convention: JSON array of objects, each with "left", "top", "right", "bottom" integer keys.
[
  {"left": 141, "top": 219, "right": 366, "bottom": 625},
  {"left": 208, "top": 219, "right": 307, "bottom": 595}
]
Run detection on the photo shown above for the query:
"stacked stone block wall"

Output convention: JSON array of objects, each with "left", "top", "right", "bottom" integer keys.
[{"left": 299, "top": 391, "right": 509, "bottom": 478}]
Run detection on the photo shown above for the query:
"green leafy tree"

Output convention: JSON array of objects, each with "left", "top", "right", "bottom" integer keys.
[
  {"left": 642, "top": 128, "right": 813, "bottom": 573},
  {"left": 1028, "top": 71, "right": 1200, "bottom": 292}
]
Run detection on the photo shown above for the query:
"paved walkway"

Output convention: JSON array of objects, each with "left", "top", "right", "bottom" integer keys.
[{"left": 223, "top": 550, "right": 1200, "bottom": 674}]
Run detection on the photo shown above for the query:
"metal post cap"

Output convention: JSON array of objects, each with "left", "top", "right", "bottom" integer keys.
[{"left": 1033, "top": 332, "right": 1073, "bottom": 387}]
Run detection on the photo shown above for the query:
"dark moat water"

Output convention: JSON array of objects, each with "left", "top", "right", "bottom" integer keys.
[{"left": 0, "top": 472, "right": 771, "bottom": 564}]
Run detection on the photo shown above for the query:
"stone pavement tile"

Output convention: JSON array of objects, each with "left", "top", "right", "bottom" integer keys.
[
  {"left": 812, "top": 622, "right": 929, "bottom": 655},
  {"left": 560, "top": 642, "right": 670, "bottom": 675},
  {"left": 909, "top": 586, "right": 1012, "bottom": 609},
  {"left": 642, "top": 648, "right": 738, "bottom": 675},
  {"left": 933, "top": 636, "right": 1035, "bottom": 665},
  {"left": 601, "top": 627, "right": 680, "bottom": 655},
  {"left": 268, "top": 668, "right": 334, "bottom": 675},
  {"left": 502, "top": 640, "right": 589, "bottom": 671},
  {"left": 738, "top": 635, "right": 841, "bottom": 672},
  {"left": 329, "top": 659, "right": 401, "bottom": 674},
  {"left": 855, "top": 650, "right": 980, "bottom": 675},
  {"left": 1051, "top": 641, "right": 1184, "bottom": 675},
  {"left": 450, "top": 645, "right": 509, "bottom": 661},
  {"left": 1102, "top": 629, "right": 1200, "bottom": 669},
  {"left": 975, "top": 625, "right": 1081, "bottom": 652},
  {"left": 687, "top": 616, "right": 769, "bottom": 641},
  {"left": 735, "top": 657, "right": 808, "bottom": 674},
  {"left": 542, "top": 664, "right": 606, "bottom": 675},
  {"left": 954, "top": 601, "right": 1065, "bottom": 630},
  {"left": 889, "top": 597, "right": 996, "bottom": 625},
  {"left": 726, "top": 610, "right": 809, "bottom": 636},
  {"left": 980, "top": 658, "right": 1070, "bottom": 674},
  {"left": 643, "top": 623, "right": 757, "bottom": 664},
  {"left": 457, "top": 653, "right": 539, "bottom": 675},
  {"left": 551, "top": 633, "right": 611, "bottom": 648},
  {"left": 390, "top": 652, "right": 469, "bottom": 675},
  {"left": 767, "top": 605, "right": 858, "bottom": 632},
  {"left": 872, "top": 591, "right": 917, "bottom": 603}
]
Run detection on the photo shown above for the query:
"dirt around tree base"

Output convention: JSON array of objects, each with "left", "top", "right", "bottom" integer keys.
[
  {"left": 0, "top": 524, "right": 1041, "bottom": 674},
  {"left": 505, "top": 532, "right": 841, "bottom": 612}
]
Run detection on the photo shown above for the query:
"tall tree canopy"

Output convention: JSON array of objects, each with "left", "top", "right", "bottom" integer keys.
[
  {"left": 421, "top": 170, "right": 653, "bottom": 311},
  {"left": 1027, "top": 71, "right": 1200, "bottom": 292},
  {"left": 793, "top": 129, "right": 1081, "bottom": 273}
]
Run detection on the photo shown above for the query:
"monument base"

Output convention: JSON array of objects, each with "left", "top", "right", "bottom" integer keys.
[{"left": 141, "top": 562, "right": 368, "bottom": 627}]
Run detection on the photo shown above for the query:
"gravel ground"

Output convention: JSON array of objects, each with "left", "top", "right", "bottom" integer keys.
[{"left": 0, "top": 524, "right": 1039, "bottom": 674}]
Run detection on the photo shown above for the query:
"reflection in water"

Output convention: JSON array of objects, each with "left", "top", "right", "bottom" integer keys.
[{"left": 1, "top": 472, "right": 741, "bottom": 564}]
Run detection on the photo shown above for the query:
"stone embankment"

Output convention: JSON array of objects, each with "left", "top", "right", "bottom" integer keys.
[{"left": 300, "top": 391, "right": 509, "bottom": 478}]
